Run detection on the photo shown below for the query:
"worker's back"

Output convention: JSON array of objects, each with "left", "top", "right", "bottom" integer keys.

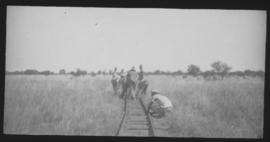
[
  {"left": 152, "top": 94, "right": 173, "bottom": 108},
  {"left": 127, "top": 69, "right": 138, "bottom": 83}
]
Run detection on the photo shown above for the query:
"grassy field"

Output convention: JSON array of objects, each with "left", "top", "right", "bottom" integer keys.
[
  {"left": 144, "top": 75, "right": 264, "bottom": 138},
  {"left": 4, "top": 74, "right": 264, "bottom": 138},
  {"left": 4, "top": 75, "right": 122, "bottom": 135}
]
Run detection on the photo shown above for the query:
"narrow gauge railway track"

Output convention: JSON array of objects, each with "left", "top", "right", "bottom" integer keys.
[{"left": 116, "top": 95, "right": 155, "bottom": 137}]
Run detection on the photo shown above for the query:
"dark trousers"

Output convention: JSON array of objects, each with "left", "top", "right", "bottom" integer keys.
[
  {"left": 138, "top": 79, "right": 149, "bottom": 95},
  {"left": 120, "top": 80, "right": 136, "bottom": 99}
]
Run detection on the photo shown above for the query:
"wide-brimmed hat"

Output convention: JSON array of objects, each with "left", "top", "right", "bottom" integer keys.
[{"left": 151, "top": 89, "right": 160, "bottom": 95}]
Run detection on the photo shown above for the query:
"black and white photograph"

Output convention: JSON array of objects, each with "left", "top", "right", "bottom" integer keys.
[{"left": 4, "top": 5, "right": 266, "bottom": 138}]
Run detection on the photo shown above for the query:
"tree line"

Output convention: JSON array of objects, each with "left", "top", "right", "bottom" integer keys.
[{"left": 6, "top": 61, "right": 264, "bottom": 78}]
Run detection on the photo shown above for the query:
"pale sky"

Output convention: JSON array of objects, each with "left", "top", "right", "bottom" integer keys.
[{"left": 6, "top": 6, "right": 266, "bottom": 72}]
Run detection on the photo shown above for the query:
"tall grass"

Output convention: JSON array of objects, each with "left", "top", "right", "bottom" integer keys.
[
  {"left": 144, "top": 75, "right": 264, "bottom": 138},
  {"left": 4, "top": 75, "right": 122, "bottom": 135},
  {"left": 4, "top": 74, "right": 264, "bottom": 138}
]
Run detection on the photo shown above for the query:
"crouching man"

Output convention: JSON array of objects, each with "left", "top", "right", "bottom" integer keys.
[{"left": 147, "top": 90, "right": 173, "bottom": 118}]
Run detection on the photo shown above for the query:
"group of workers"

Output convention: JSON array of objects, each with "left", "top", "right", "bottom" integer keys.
[{"left": 111, "top": 65, "right": 173, "bottom": 118}]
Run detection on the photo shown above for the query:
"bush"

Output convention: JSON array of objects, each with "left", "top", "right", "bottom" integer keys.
[{"left": 187, "top": 64, "right": 201, "bottom": 76}]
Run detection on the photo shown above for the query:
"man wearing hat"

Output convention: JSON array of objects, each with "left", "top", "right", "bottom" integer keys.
[{"left": 147, "top": 90, "right": 173, "bottom": 118}]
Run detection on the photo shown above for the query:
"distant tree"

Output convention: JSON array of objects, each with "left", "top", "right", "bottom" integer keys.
[
  {"left": 101, "top": 70, "right": 108, "bottom": 75},
  {"left": 228, "top": 71, "right": 245, "bottom": 78},
  {"left": 59, "top": 69, "right": 66, "bottom": 74},
  {"left": 244, "top": 70, "right": 255, "bottom": 77},
  {"left": 201, "top": 70, "right": 215, "bottom": 80},
  {"left": 40, "top": 70, "right": 51, "bottom": 75},
  {"left": 163, "top": 71, "right": 171, "bottom": 75},
  {"left": 90, "top": 71, "right": 96, "bottom": 76},
  {"left": 7, "top": 70, "right": 35, "bottom": 75},
  {"left": 17, "top": 71, "right": 24, "bottom": 74},
  {"left": 153, "top": 70, "right": 161, "bottom": 75},
  {"left": 97, "top": 70, "right": 102, "bottom": 75},
  {"left": 187, "top": 64, "right": 201, "bottom": 76},
  {"left": 172, "top": 70, "right": 183, "bottom": 76},
  {"left": 256, "top": 70, "right": 265, "bottom": 78},
  {"left": 69, "top": 69, "right": 87, "bottom": 77},
  {"left": 244, "top": 70, "right": 265, "bottom": 78},
  {"left": 9, "top": 70, "right": 24, "bottom": 75},
  {"left": 76, "top": 69, "right": 87, "bottom": 76},
  {"left": 211, "top": 61, "right": 231, "bottom": 79},
  {"left": 24, "top": 69, "right": 39, "bottom": 75},
  {"left": 159, "top": 70, "right": 168, "bottom": 75},
  {"left": 6, "top": 71, "right": 13, "bottom": 75},
  {"left": 160, "top": 71, "right": 165, "bottom": 75},
  {"left": 70, "top": 71, "right": 76, "bottom": 75}
]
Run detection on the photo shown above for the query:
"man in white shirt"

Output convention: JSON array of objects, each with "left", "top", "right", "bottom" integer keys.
[
  {"left": 111, "top": 67, "right": 121, "bottom": 95},
  {"left": 147, "top": 90, "right": 173, "bottom": 117}
]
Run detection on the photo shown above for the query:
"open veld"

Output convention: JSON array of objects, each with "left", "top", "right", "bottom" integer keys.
[{"left": 4, "top": 74, "right": 264, "bottom": 138}]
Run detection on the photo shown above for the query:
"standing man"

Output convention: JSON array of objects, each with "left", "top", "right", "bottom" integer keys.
[
  {"left": 138, "top": 65, "right": 149, "bottom": 96},
  {"left": 119, "top": 69, "right": 127, "bottom": 96},
  {"left": 119, "top": 69, "right": 127, "bottom": 81},
  {"left": 147, "top": 90, "right": 173, "bottom": 118},
  {"left": 111, "top": 67, "right": 121, "bottom": 95},
  {"left": 120, "top": 66, "right": 138, "bottom": 99}
]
